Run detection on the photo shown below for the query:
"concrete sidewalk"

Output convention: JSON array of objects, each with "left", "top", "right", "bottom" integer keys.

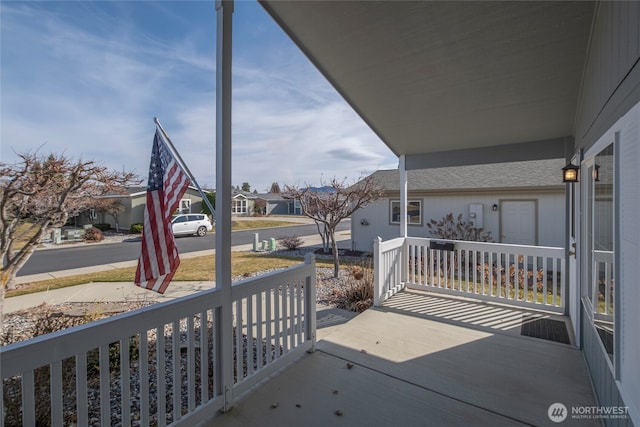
[{"left": 5, "top": 280, "right": 216, "bottom": 314}]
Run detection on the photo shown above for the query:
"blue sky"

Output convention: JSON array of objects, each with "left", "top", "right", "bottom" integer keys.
[{"left": 1, "top": 1, "right": 397, "bottom": 192}]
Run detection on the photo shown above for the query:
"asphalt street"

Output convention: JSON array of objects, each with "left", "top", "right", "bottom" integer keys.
[{"left": 18, "top": 221, "right": 350, "bottom": 277}]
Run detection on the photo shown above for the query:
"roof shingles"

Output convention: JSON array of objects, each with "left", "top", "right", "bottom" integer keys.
[{"left": 370, "top": 159, "right": 565, "bottom": 191}]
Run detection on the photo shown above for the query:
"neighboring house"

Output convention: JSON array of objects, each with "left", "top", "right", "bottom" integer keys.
[
  {"left": 231, "top": 190, "right": 257, "bottom": 216},
  {"left": 260, "top": 186, "right": 337, "bottom": 216},
  {"left": 254, "top": 192, "right": 302, "bottom": 215},
  {"left": 351, "top": 159, "right": 566, "bottom": 252},
  {"left": 98, "top": 186, "right": 205, "bottom": 231}
]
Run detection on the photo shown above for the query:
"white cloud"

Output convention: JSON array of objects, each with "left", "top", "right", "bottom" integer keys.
[{"left": 1, "top": 2, "right": 396, "bottom": 194}]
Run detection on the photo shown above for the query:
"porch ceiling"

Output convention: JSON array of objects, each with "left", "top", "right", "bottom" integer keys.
[{"left": 260, "top": 1, "right": 595, "bottom": 167}]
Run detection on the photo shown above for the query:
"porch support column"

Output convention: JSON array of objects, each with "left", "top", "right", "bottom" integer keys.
[
  {"left": 215, "top": 0, "right": 234, "bottom": 412},
  {"left": 399, "top": 154, "right": 408, "bottom": 238},
  {"left": 399, "top": 155, "right": 408, "bottom": 285}
]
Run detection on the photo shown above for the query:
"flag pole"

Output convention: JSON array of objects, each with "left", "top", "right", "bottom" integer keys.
[{"left": 153, "top": 117, "right": 216, "bottom": 216}]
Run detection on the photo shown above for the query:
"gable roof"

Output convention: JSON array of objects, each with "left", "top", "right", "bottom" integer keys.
[
  {"left": 232, "top": 190, "right": 257, "bottom": 200},
  {"left": 256, "top": 192, "right": 288, "bottom": 202},
  {"left": 369, "top": 159, "right": 565, "bottom": 192}
]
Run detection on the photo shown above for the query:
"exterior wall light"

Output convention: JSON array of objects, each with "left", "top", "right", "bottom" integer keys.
[
  {"left": 492, "top": 204, "right": 498, "bottom": 211},
  {"left": 593, "top": 164, "right": 600, "bottom": 181},
  {"left": 562, "top": 163, "right": 580, "bottom": 183}
]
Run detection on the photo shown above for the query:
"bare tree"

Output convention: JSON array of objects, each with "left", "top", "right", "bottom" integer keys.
[
  {"left": 254, "top": 198, "right": 266, "bottom": 215},
  {"left": 284, "top": 175, "right": 383, "bottom": 278},
  {"left": 1, "top": 151, "right": 138, "bottom": 306},
  {"left": 95, "top": 198, "right": 126, "bottom": 232}
]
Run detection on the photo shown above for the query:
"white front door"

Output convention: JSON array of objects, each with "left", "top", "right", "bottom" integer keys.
[{"left": 500, "top": 200, "right": 537, "bottom": 245}]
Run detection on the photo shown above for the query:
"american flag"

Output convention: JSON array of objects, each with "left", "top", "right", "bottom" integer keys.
[{"left": 135, "top": 129, "right": 191, "bottom": 293}]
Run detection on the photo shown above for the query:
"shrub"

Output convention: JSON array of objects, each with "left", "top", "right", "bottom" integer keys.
[
  {"left": 426, "top": 213, "right": 493, "bottom": 242},
  {"left": 92, "top": 223, "right": 111, "bottom": 231},
  {"left": 278, "top": 235, "right": 303, "bottom": 250},
  {"left": 83, "top": 226, "right": 104, "bottom": 242},
  {"left": 342, "top": 280, "right": 374, "bottom": 312},
  {"left": 130, "top": 223, "right": 143, "bottom": 234},
  {"left": 342, "top": 258, "right": 374, "bottom": 312}
]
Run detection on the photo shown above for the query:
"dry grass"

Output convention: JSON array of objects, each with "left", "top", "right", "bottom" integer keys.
[
  {"left": 13, "top": 222, "right": 41, "bottom": 251},
  {"left": 7, "top": 252, "right": 334, "bottom": 298},
  {"left": 229, "top": 220, "right": 301, "bottom": 230}
]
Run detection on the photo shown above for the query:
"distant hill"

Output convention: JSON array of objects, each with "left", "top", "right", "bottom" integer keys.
[{"left": 307, "top": 186, "right": 335, "bottom": 193}]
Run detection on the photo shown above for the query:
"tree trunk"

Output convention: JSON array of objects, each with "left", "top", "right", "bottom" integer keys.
[
  {"left": 330, "top": 228, "right": 339, "bottom": 278},
  {"left": 2, "top": 228, "right": 46, "bottom": 290},
  {"left": 0, "top": 274, "right": 6, "bottom": 336},
  {"left": 323, "top": 225, "right": 331, "bottom": 253},
  {"left": 3, "top": 255, "right": 27, "bottom": 290},
  {"left": 314, "top": 220, "right": 326, "bottom": 253}
]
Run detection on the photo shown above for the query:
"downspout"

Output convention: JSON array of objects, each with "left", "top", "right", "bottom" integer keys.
[{"left": 215, "top": 0, "right": 234, "bottom": 412}]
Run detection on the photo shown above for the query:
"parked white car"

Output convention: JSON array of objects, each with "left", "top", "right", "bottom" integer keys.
[{"left": 171, "top": 214, "right": 213, "bottom": 237}]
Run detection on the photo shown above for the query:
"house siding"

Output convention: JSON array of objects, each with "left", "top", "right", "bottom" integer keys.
[
  {"left": 129, "top": 197, "right": 147, "bottom": 229},
  {"left": 575, "top": 1, "right": 640, "bottom": 152},
  {"left": 573, "top": 3, "right": 640, "bottom": 423},
  {"left": 582, "top": 312, "right": 633, "bottom": 427},
  {"left": 352, "top": 190, "right": 564, "bottom": 252},
  {"left": 581, "top": 103, "right": 640, "bottom": 424},
  {"left": 266, "top": 201, "right": 289, "bottom": 215},
  {"left": 618, "top": 107, "right": 640, "bottom": 424}
]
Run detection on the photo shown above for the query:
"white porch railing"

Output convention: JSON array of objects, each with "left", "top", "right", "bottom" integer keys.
[
  {"left": 373, "top": 237, "right": 406, "bottom": 306},
  {"left": 1, "top": 255, "right": 316, "bottom": 427},
  {"left": 375, "top": 237, "right": 566, "bottom": 313},
  {"left": 593, "top": 250, "right": 614, "bottom": 321}
]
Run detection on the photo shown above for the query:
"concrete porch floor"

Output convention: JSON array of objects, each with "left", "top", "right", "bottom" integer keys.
[{"left": 209, "top": 291, "right": 599, "bottom": 427}]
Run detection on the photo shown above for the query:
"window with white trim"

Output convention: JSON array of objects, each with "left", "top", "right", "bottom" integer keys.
[
  {"left": 232, "top": 198, "right": 247, "bottom": 214},
  {"left": 390, "top": 200, "right": 422, "bottom": 225},
  {"left": 180, "top": 199, "right": 191, "bottom": 214}
]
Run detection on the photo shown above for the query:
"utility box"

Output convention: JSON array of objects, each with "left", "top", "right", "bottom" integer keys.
[
  {"left": 269, "top": 238, "right": 276, "bottom": 252},
  {"left": 253, "top": 233, "right": 260, "bottom": 251},
  {"left": 469, "top": 204, "right": 484, "bottom": 228},
  {"left": 52, "top": 228, "right": 62, "bottom": 245}
]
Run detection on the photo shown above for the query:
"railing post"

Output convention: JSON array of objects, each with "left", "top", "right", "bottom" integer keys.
[
  {"left": 401, "top": 237, "right": 408, "bottom": 285},
  {"left": 305, "top": 253, "right": 317, "bottom": 352},
  {"left": 374, "top": 237, "right": 382, "bottom": 306}
]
